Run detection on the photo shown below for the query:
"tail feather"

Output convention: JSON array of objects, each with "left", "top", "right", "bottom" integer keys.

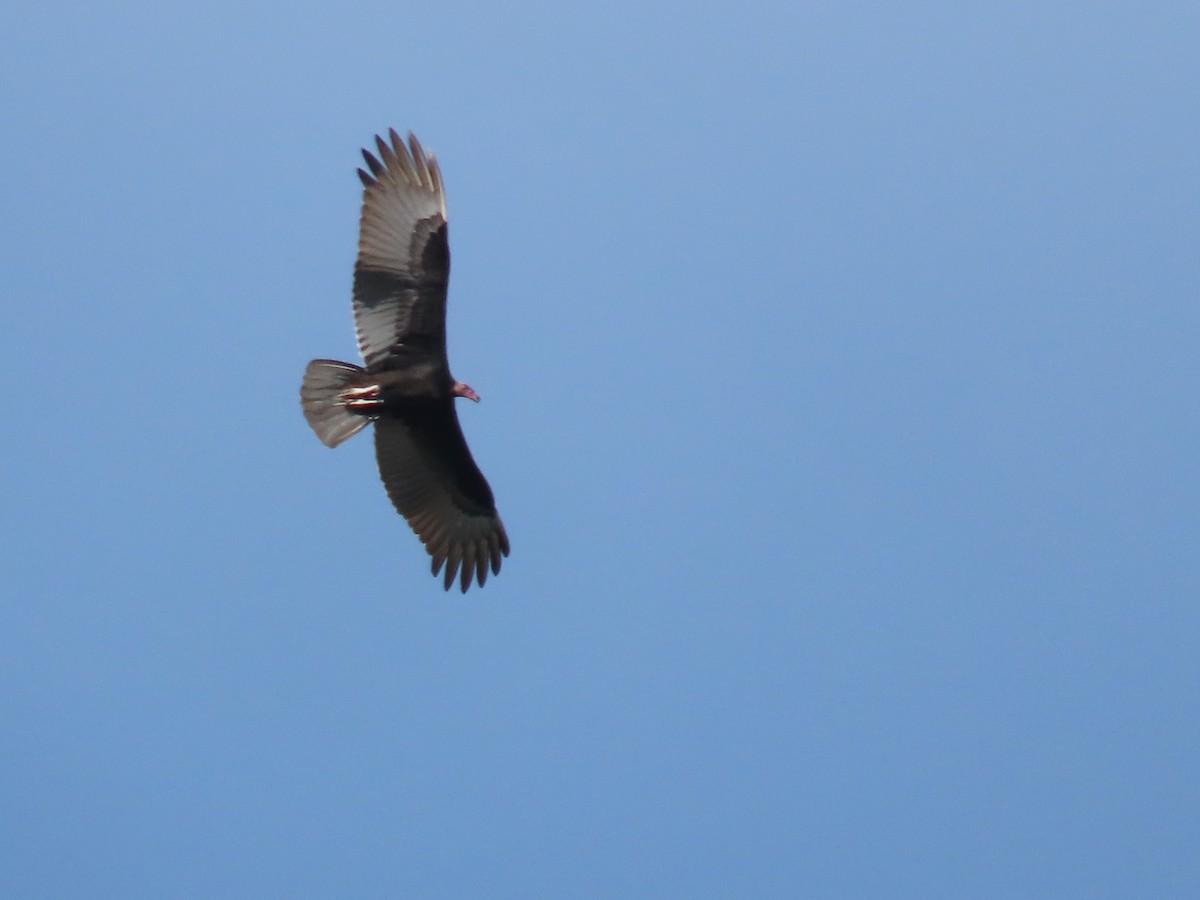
[{"left": 300, "top": 359, "right": 371, "bottom": 447}]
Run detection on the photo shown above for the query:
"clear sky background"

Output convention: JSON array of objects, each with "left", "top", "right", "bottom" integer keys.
[{"left": 2, "top": 2, "right": 1198, "bottom": 897}]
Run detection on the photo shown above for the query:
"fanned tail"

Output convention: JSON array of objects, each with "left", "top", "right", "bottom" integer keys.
[{"left": 300, "top": 359, "right": 372, "bottom": 448}]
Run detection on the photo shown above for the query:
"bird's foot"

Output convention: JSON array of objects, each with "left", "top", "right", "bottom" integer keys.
[{"left": 339, "top": 385, "right": 383, "bottom": 410}]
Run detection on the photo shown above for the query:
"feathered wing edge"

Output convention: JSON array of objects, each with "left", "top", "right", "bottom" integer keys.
[
  {"left": 354, "top": 129, "right": 447, "bottom": 273},
  {"left": 351, "top": 130, "right": 451, "bottom": 371},
  {"left": 357, "top": 130, "right": 444, "bottom": 199},
  {"left": 373, "top": 415, "right": 509, "bottom": 593}
]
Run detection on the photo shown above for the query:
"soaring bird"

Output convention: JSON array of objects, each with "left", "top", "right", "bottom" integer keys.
[{"left": 301, "top": 129, "right": 509, "bottom": 592}]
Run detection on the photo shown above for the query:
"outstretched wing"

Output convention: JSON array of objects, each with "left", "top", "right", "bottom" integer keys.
[
  {"left": 353, "top": 130, "right": 450, "bottom": 372},
  {"left": 373, "top": 410, "right": 510, "bottom": 593}
]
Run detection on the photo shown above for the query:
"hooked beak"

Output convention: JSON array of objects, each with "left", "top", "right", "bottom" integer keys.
[{"left": 452, "top": 381, "right": 481, "bottom": 403}]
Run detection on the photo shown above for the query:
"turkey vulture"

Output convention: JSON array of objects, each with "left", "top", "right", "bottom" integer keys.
[{"left": 300, "top": 129, "right": 509, "bottom": 592}]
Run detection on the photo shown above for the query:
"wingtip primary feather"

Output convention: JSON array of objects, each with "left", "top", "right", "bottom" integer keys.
[
  {"left": 443, "top": 560, "right": 460, "bottom": 592},
  {"left": 389, "top": 128, "right": 406, "bottom": 156},
  {"left": 459, "top": 544, "right": 476, "bottom": 593},
  {"left": 406, "top": 133, "right": 432, "bottom": 184},
  {"left": 361, "top": 147, "right": 385, "bottom": 178},
  {"left": 374, "top": 133, "right": 394, "bottom": 166}
]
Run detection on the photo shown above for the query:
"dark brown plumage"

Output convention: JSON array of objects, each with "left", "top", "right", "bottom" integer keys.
[{"left": 301, "top": 130, "right": 509, "bottom": 592}]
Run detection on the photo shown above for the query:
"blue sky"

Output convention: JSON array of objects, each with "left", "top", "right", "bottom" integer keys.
[{"left": 2, "top": 1, "right": 1198, "bottom": 896}]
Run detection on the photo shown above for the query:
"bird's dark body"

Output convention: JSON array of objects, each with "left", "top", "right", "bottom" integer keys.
[
  {"left": 300, "top": 130, "right": 508, "bottom": 592},
  {"left": 361, "top": 361, "right": 453, "bottom": 400}
]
